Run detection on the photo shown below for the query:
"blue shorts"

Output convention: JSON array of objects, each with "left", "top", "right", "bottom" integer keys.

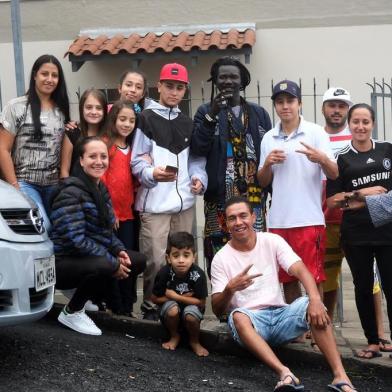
[
  {"left": 228, "top": 296, "right": 310, "bottom": 347},
  {"left": 159, "top": 300, "right": 204, "bottom": 323}
]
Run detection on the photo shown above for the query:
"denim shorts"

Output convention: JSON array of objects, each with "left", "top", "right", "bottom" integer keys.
[
  {"left": 160, "top": 300, "right": 204, "bottom": 323},
  {"left": 228, "top": 296, "right": 309, "bottom": 347}
]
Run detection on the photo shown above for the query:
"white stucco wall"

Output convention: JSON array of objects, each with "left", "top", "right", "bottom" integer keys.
[
  {"left": 253, "top": 24, "right": 392, "bottom": 128},
  {"left": 1, "top": 23, "right": 392, "bottom": 138},
  {"left": 2, "top": 0, "right": 392, "bottom": 43}
]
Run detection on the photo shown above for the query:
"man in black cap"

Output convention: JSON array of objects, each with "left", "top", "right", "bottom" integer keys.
[{"left": 257, "top": 80, "right": 337, "bottom": 308}]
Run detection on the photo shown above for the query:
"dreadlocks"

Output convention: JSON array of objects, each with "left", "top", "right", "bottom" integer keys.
[{"left": 208, "top": 56, "right": 251, "bottom": 102}]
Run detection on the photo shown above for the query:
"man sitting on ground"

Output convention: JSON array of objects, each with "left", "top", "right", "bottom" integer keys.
[{"left": 210, "top": 196, "right": 356, "bottom": 392}]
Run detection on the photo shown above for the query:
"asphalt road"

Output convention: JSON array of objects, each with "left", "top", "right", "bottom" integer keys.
[{"left": 0, "top": 313, "right": 390, "bottom": 392}]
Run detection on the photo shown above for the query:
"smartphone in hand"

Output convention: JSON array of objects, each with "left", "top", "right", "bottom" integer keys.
[{"left": 165, "top": 165, "right": 178, "bottom": 174}]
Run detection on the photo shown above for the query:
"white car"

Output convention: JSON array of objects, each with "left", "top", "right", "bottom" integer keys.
[{"left": 0, "top": 180, "right": 55, "bottom": 326}]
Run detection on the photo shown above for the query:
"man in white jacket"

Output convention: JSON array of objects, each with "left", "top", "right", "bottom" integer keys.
[{"left": 131, "top": 63, "right": 207, "bottom": 320}]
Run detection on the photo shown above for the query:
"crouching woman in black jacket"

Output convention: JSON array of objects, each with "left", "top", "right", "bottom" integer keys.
[{"left": 50, "top": 136, "right": 146, "bottom": 335}]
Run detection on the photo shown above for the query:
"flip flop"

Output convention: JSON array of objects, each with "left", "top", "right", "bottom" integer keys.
[
  {"left": 274, "top": 374, "right": 305, "bottom": 391},
  {"left": 328, "top": 381, "right": 357, "bottom": 391},
  {"left": 379, "top": 338, "right": 392, "bottom": 352},
  {"left": 354, "top": 349, "right": 382, "bottom": 359}
]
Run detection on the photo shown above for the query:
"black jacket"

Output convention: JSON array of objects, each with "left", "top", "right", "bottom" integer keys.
[
  {"left": 191, "top": 102, "right": 271, "bottom": 202},
  {"left": 50, "top": 177, "right": 125, "bottom": 271}
]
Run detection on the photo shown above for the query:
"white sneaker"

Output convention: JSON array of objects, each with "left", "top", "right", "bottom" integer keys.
[
  {"left": 58, "top": 306, "right": 102, "bottom": 336},
  {"left": 84, "top": 300, "right": 99, "bottom": 312},
  {"left": 60, "top": 290, "right": 98, "bottom": 312}
]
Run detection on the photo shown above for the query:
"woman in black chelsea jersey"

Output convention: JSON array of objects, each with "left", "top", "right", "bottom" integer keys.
[{"left": 327, "top": 103, "right": 392, "bottom": 360}]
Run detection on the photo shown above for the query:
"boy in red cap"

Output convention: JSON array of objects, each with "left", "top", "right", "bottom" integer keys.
[{"left": 131, "top": 63, "right": 207, "bottom": 320}]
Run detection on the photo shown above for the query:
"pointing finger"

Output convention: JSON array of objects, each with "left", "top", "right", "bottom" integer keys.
[
  {"left": 299, "top": 141, "right": 314, "bottom": 150},
  {"left": 248, "top": 273, "right": 263, "bottom": 280},
  {"left": 295, "top": 149, "right": 309, "bottom": 155},
  {"left": 241, "top": 264, "right": 254, "bottom": 275}
]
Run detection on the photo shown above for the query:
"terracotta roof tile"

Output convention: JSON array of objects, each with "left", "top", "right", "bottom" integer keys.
[
  {"left": 66, "top": 26, "right": 256, "bottom": 58},
  {"left": 118, "top": 34, "right": 139, "bottom": 54}
]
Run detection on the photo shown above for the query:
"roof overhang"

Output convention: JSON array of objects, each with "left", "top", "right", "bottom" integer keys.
[{"left": 65, "top": 23, "right": 256, "bottom": 72}]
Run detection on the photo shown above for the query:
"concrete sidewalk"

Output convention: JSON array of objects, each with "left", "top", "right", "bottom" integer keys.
[{"left": 53, "top": 260, "right": 392, "bottom": 375}]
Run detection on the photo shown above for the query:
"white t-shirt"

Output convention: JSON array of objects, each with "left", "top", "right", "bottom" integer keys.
[
  {"left": 323, "top": 127, "right": 352, "bottom": 224},
  {"left": 259, "top": 116, "right": 334, "bottom": 228},
  {"left": 211, "top": 232, "right": 300, "bottom": 311},
  {"left": 326, "top": 126, "right": 352, "bottom": 156}
]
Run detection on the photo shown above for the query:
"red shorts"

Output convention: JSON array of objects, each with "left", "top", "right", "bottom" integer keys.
[{"left": 269, "top": 226, "right": 326, "bottom": 284}]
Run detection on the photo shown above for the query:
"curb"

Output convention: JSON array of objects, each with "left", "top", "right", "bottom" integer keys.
[{"left": 49, "top": 303, "right": 391, "bottom": 378}]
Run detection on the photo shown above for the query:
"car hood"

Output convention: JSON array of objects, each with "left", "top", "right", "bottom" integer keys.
[{"left": 0, "top": 180, "right": 35, "bottom": 209}]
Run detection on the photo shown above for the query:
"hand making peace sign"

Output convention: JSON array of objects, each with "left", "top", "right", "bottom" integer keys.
[
  {"left": 227, "top": 264, "right": 263, "bottom": 293},
  {"left": 296, "top": 141, "right": 328, "bottom": 164}
]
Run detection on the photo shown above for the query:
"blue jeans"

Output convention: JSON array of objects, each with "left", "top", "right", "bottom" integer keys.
[
  {"left": 159, "top": 300, "right": 204, "bottom": 323},
  {"left": 228, "top": 296, "right": 310, "bottom": 347},
  {"left": 19, "top": 181, "right": 56, "bottom": 233}
]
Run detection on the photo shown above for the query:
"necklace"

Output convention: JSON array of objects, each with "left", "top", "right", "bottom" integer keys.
[{"left": 227, "top": 102, "right": 249, "bottom": 162}]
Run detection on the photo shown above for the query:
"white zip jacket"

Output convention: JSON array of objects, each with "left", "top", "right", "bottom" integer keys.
[{"left": 131, "top": 100, "right": 207, "bottom": 214}]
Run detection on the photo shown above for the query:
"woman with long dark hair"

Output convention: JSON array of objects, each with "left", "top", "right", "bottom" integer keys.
[
  {"left": 327, "top": 103, "right": 392, "bottom": 359},
  {"left": 0, "top": 54, "right": 70, "bottom": 231},
  {"left": 51, "top": 137, "right": 146, "bottom": 334}
]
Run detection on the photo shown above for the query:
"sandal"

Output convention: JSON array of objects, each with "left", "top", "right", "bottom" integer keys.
[
  {"left": 328, "top": 381, "right": 357, "bottom": 391},
  {"left": 354, "top": 349, "right": 382, "bottom": 359},
  {"left": 379, "top": 338, "right": 392, "bottom": 352},
  {"left": 274, "top": 374, "right": 304, "bottom": 391}
]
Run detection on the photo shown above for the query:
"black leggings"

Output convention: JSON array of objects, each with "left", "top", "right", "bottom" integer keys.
[
  {"left": 112, "top": 221, "right": 142, "bottom": 312},
  {"left": 343, "top": 244, "right": 392, "bottom": 345},
  {"left": 56, "top": 250, "right": 146, "bottom": 312}
]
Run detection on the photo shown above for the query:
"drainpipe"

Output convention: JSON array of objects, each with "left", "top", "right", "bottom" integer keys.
[{"left": 11, "top": 0, "right": 25, "bottom": 97}]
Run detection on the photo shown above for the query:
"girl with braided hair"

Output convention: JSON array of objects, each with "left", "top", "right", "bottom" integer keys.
[{"left": 191, "top": 56, "right": 271, "bottom": 276}]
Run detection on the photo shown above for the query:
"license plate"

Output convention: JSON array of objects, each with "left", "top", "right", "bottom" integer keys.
[{"left": 34, "top": 256, "right": 56, "bottom": 292}]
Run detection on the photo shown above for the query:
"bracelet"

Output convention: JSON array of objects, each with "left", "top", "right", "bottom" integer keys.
[{"left": 204, "top": 113, "right": 217, "bottom": 123}]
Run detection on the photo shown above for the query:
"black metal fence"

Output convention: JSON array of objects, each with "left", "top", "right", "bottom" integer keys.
[
  {"left": 197, "top": 78, "right": 332, "bottom": 127},
  {"left": 90, "top": 77, "right": 333, "bottom": 126},
  {"left": 367, "top": 78, "right": 392, "bottom": 141}
]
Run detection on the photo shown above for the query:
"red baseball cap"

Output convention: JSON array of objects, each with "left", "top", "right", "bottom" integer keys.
[{"left": 159, "top": 63, "right": 189, "bottom": 84}]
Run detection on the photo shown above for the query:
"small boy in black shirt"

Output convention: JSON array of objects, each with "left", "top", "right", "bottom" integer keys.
[{"left": 152, "top": 232, "right": 209, "bottom": 356}]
